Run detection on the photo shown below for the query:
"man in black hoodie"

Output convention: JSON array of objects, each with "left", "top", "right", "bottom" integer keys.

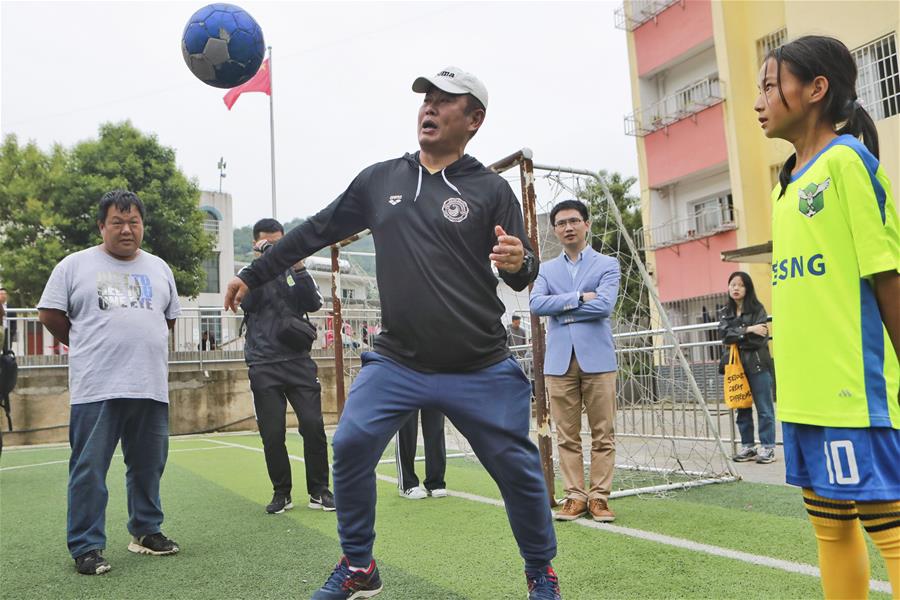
[{"left": 225, "top": 67, "right": 560, "bottom": 600}]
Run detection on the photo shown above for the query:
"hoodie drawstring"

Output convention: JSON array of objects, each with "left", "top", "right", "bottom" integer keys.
[
  {"left": 413, "top": 165, "right": 423, "bottom": 202},
  {"left": 413, "top": 163, "right": 463, "bottom": 202},
  {"left": 441, "top": 168, "right": 461, "bottom": 195}
]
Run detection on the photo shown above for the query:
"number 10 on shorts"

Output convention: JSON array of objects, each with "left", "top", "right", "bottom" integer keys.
[{"left": 824, "top": 440, "right": 860, "bottom": 485}]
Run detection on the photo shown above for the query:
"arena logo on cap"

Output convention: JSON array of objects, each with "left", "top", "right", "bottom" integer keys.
[{"left": 442, "top": 198, "right": 469, "bottom": 223}]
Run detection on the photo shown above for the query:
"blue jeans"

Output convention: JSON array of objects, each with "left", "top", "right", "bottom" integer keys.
[
  {"left": 736, "top": 370, "right": 776, "bottom": 448},
  {"left": 67, "top": 399, "right": 169, "bottom": 558},
  {"left": 331, "top": 352, "right": 556, "bottom": 571}
]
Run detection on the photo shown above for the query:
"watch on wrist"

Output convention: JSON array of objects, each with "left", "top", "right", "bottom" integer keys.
[
  {"left": 578, "top": 293, "right": 585, "bottom": 304},
  {"left": 516, "top": 252, "right": 534, "bottom": 275}
]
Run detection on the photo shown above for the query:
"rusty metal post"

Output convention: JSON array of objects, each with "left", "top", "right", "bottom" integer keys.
[
  {"left": 518, "top": 157, "right": 557, "bottom": 507},
  {"left": 331, "top": 245, "right": 346, "bottom": 416},
  {"left": 489, "top": 149, "right": 556, "bottom": 507}
]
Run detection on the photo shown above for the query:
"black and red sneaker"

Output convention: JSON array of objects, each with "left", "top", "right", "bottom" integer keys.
[
  {"left": 526, "top": 565, "right": 562, "bottom": 600},
  {"left": 311, "top": 556, "right": 383, "bottom": 599}
]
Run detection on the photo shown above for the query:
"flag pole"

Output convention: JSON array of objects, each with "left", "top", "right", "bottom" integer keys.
[{"left": 268, "top": 46, "right": 277, "bottom": 219}]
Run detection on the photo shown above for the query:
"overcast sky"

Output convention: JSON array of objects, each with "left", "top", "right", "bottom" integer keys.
[{"left": 1, "top": 1, "right": 638, "bottom": 228}]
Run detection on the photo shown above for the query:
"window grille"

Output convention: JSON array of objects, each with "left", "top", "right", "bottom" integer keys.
[
  {"left": 202, "top": 253, "right": 220, "bottom": 294},
  {"left": 690, "top": 194, "right": 734, "bottom": 237},
  {"left": 853, "top": 33, "right": 899, "bottom": 121},
  {"left": 756, "top": 28, "right": 786, "bottom": 66}
]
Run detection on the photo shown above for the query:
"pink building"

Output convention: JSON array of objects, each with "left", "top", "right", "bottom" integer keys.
[{"left": 620, "top": 0, "right": 736, "bottom": 327}]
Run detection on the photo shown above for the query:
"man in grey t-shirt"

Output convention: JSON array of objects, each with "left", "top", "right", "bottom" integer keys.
[{"left": 38, "top": 190, "right": 181, "bottom": 576}]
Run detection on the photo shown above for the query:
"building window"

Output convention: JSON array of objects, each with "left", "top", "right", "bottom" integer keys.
[
  {"left": 756, "top": 28, "right": 787, "bottom": 65},
  {"left": 341, "top": 288, "right": 355, "bottom": 300},
  {"left": 202, "top": 252, "right": 220, "bottom": 293},
  {"left": 690, "top": 194, "right": 734, "bottom": 237},
  {"left": 200, "top": 310, "right": 222, "bottom": 349},
  {"left": 853, "top": 33, "right": 899, "bottom": 121},
  {"left": 201, "top": 207, "right": 221, "bottom": 243}
]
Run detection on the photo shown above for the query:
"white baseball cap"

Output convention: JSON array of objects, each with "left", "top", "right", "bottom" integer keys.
[{"left": 412, "top": 66, "right": 488, "bottom": 109}]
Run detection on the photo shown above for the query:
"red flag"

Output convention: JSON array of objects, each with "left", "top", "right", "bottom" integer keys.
[{"left": 223, "top": 58, "right": 271, "bottom": 110}]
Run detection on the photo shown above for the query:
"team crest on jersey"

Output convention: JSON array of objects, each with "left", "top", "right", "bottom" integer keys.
[
  {"left": 442, "top": 197, "right": 469, "bottom": 222},
  {"left": 798, "top": 178, "right": 830, "bottom": 218}
]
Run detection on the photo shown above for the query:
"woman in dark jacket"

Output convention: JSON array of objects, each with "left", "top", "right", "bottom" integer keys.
[{"left": 719, "top": 271, "right": 776, "bottom": 464}]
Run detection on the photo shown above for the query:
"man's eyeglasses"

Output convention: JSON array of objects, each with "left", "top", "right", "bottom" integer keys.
[{"left": 553, "top": 217, "right": 584, "bottom": 229}]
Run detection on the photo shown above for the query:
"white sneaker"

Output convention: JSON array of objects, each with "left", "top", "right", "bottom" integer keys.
[
  {"left": 399, "top": 486, "right": 427, "bottom": 500},
  {"left": 428, "top": 488, "right": 448, "bottom": 498}
]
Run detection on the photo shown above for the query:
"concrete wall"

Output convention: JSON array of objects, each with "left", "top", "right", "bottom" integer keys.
[
  {"left": 3, "top": 359, "right": 349, "bottom": 447},
  {"left": 655, "top": 230, "right": 738, "bottom": 302},
  {"left": 644, "top": 103, "right": 729, "bottom": 188},
  {"left": 633, "top": 0, "right": 713, "bottom": 77}
]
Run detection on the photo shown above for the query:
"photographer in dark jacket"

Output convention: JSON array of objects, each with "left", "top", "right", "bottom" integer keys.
[
  {"left": 242, "top": 219, "right": 334, "bottom": 514},
  {"left": 719, "top": 271, "right": 776, "bottom": 464}
]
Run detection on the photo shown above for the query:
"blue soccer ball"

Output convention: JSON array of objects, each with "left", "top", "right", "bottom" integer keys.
[{"left": 181, "top": 3, "right": 265, "bottom": 89}]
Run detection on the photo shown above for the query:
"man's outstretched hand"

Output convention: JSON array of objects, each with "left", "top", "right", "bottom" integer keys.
[
  {"left": 490, "top": 225, "right": 525, "bottom": 273},
  {"left": 224, "top": 276, "right": 249, "bottom": 312}
]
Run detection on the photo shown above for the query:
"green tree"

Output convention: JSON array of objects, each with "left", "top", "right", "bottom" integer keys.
[{"left": 0, "top": 122, "right": 214, "bottom": 305}]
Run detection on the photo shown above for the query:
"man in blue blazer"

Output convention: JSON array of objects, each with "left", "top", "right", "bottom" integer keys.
[{"left": 530, "top": 200, "right": 620, "bottom": 523}]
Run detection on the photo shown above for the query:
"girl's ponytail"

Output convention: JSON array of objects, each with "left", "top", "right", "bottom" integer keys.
[
  {"left": 777, "top": 154, "right": 797, "bottom": 199},
  {"left": 836, "top": 99, "right": 880, "bottom": 159}
]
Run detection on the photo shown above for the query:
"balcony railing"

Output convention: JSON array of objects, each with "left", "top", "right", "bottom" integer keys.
[
  {"left": 625, "top": 76, "right": 723, "bottom": 137},
  {"left": 614, "top": 0, "right": 680, "bottom": 31},
  {"left": 637, "top": 203, "right": 737, "bottom": 251}
]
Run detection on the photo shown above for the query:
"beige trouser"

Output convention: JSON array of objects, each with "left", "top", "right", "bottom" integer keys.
[{"left": 547, "top": 353, "right": 616, "bottom": 502}]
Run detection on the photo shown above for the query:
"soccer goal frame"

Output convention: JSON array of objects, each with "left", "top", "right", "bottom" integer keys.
[{"left": 488, "top": 148, "right": 739, "bottom": 505}]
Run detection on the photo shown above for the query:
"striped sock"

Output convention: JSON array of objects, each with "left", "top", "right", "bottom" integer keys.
[
  {"left": 857, "top": 499, "right": 900, "bottom": 599},
  {"left": 802, "top": 488, "right": 869, "bottom": 599}
]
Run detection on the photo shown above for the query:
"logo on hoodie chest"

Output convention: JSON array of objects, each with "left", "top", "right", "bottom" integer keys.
[{"left": 442, "top": 197, "right": 469, "bottom": 223}]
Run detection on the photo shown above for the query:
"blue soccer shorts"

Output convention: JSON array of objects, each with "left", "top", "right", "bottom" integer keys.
[{"left": 783, "top": 422, "right": 900, "bottom": 501}]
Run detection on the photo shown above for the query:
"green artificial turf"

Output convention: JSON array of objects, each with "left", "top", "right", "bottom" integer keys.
[{"left": 0, "top": 434, "right": 891, "bottom": 599}]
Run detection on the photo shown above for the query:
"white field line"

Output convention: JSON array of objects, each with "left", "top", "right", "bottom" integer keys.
[
  {"left": 0, "top": 446, "right": 227, "bottom": 472},
  {"left": 211, "top": 438, "right": 891, "bottom": 595},
  {"left": 1, "top": 430, "right": 262, "bottom": 454},
  {"left": 205, "top": 438, "right": 466, "bottom": 467},
  {"left": 2, "top": 442, "right": 71, "bottom": 452}
]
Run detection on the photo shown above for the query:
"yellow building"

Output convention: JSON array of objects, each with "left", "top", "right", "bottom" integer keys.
[{"left": 617, "top": 0, "right": 899, "bottom": 319}]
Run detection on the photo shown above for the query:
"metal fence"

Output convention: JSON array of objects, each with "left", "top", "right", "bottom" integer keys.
[
  {"left": 6, "top": 306, "right": 762, "bottom": 450},
  {"left": 3, "top": 307, "right": 382, "bottom": 369},
  {"left": 613, "top": 0, "right": 679, "bottom": 31},
  {"left": 636, "top": 202, "right": 738, "bottom": 251},
  {"left": 625, "top": 76, "right": 723, "bottom": 136}
]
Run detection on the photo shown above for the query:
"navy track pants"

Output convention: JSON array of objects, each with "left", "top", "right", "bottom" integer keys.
[{"left": 331, "top": 352, "right": 557, "bottom": 570}]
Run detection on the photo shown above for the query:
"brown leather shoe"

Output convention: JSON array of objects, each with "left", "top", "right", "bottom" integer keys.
[
  {"left": 553, "top": 498, "right": 588, "bottom": 521},
  {"left": 588, "top": 498, "right": 615, "bottom": 522}
]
